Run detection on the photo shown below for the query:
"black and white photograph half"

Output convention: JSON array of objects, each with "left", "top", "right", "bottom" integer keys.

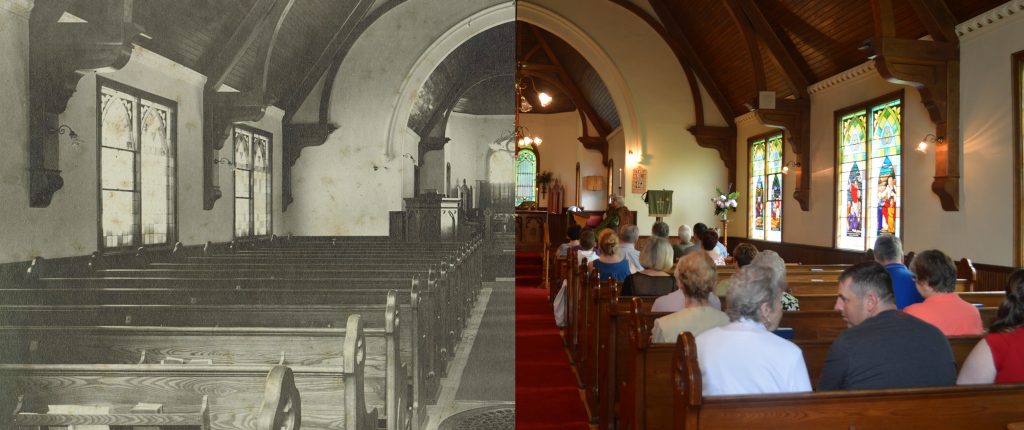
[{"left": 0, "top": 0, "right": 514, "bottom": 430}]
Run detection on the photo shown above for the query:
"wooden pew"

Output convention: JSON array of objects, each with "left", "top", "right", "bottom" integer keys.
[
  {"left": 670, "top": 332, "right": 1024, "bottom": 430},
  {"left": 0, "top": 292, "right": 411, "bottom": 430},
  {"left": 787, "top": 278, "right": 971, "bottom": 295},
  {"left": 1, "top": 315, "right": 380, "bottom": 430},
  {"left": 796, "top": 291, "right": 1006, "bottom": 311}
]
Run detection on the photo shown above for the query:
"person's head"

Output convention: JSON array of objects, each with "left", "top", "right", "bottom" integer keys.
[
  {"left": 598, "top": 229, "right": 620, "bottom": 256},
  {"left": 677, "top": 224, "right": 692, "bottom": 243},
  {"left": 618, "top": 225, "right": 639, "bottom": 244},
  {"left": 579, "top": 229, "right": 597, "bottom": 251},
  {"left": 726, "top": 265, "right": 784, "bottom": 330},
  {"left": 834, "top": 262, "right": 895, "bottom": 327},
  {"left": 750, "top": 250, "right": 786, "bottom": 286},
  {"left": 640, "top": 237, "right": 675, "bottom": 273},
  {"left": 909, "top": 249, "right": 957, "bottom": 294},
  {"left": 609, "top": 195, "right": 624, "bottom": 208},
  {"left": 567, "top": 224, "right": 583, "bottom": 241},
  {"left": 693, "top": 223, "right": 709, "bottom": 243},
  {"left": 990, "top": 269, "right": 1024, "bottom": 333},
  {"left": 873, "top": 234, "right": 904, "bottom": 264},
  {"left": 733, "top": 243, "right": 759, "bottom": 268},
  {"left": 675, "top": 251, "right": 717, "bottom": 302},
  {"left": 652, "top": 222, "right": 670, "bottom": 238},
  {"left": 701, "top": 229, "right": 719, "bottom": 252}
]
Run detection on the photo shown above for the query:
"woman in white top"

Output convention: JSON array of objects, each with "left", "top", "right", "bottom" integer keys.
[{"left": 695, "top": 265, "right": 812, "bottom": 395}]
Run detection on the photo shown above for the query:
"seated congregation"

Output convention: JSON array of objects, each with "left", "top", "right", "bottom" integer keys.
[{"left": 554, "top": 223, "right": 1024, "bottom": 429}]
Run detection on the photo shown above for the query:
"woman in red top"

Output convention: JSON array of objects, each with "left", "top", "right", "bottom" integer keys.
[{"left": 957, "top": 269, "right": 1024, "bottom": 384}]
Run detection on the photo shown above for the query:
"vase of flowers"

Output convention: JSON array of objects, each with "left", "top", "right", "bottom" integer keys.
[{"left": 712, "top": 186, "right": 739, "bottom": 248}]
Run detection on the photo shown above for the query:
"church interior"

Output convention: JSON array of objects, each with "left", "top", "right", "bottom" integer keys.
[{"left": 0, "top": 0, "right": 1023, "bottom": 428}]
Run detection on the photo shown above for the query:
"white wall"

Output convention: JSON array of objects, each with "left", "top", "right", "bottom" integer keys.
[
  {"left": 730, "top": 1, "right": 1024, "bottom": 266},
  {"left": 520, "top": 0, "right": 729, "bottom": 234},
  {"left": 520, "top": 111, "right": 605, "bottom": 210},
  {"left": 286, "top": 0, "right": 511, "bottom": 235},
  {"left": 0, "top": 3, "right": 285, "bottom": 263},
  {"left": 445, "top": 112, "right": 514, "bottom": 194}
]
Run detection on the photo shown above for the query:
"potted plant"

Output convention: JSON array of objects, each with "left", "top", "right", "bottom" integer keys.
[{"left": 537, "top": 171, "right": 553, "bottom": 196}]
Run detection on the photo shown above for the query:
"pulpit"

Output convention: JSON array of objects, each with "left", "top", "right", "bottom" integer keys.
[{"left": 393, "top": 191, "right": 461, "bottom": 241}]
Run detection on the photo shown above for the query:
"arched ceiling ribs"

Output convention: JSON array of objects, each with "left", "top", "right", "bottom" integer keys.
[
  {"left": 520, "top": 70, "right": 609, "bottom": 166},
  {"left": 724, "top": 0, "right": 767, "bottom": 92}
]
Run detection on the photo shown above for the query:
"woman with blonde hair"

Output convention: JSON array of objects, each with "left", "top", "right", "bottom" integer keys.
[
  {"left": 651, "top": 252, "right": 730, "bottom": 342},
  {"left": 589, "top": 228, "right": 632, "bottom": 282},
  {"left": 621, "top": 237, "right": 675, "bottom": 296}
]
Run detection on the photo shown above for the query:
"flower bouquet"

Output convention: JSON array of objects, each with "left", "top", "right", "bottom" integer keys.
[{"left": 712, "top": 187, "right": 740, "bottom": 221}]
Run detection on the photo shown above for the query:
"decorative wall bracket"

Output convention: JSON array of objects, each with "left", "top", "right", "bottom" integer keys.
[
  {"left": 578, "top": 136, "right": 609, "bottom": 167},
  {"left": 687, "top": 125, "right": 737, "bottom": 188},
  {"left": 202, "top": 91, "right": 267, "bottom": 210},
  {"left": 281, "top": 122, "right": 337, "bottom": 211},
  {"left": 418, "top": 136, "right": 451, "bottom": 168},
  {"left": 28, "top": 0, "right": 141, "bottom": 207},
  {"left": 865, "top": 0, "right": 961, "bottom": 211},
  {"left": 750, "top": 98, "right": 811, "bottom": 211}
]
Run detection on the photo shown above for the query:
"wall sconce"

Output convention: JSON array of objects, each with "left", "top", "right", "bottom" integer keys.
[
  {"left": 918, "top": 134, "right": 942, "bottom": 153},
  {"left": 49, "top": 124, "right": 84, "bottom": 146},
  {"left": 781, "top": 161, "right": 801, "bottom": 174},
  {"left": 213, "top": 157, "right": 234, "bottom": 166},
  {"left": 626, "top": 150, "right": 641, "bottom": 166},
  {"left": 583, "top": 175, "right": 604, "bottom": 191},
  {"left": 403, "top": 153, "right": 417, "bottom": 164}
]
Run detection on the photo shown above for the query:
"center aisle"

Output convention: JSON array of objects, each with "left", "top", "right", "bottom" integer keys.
[{"left": 515, "top": 284, "right": 590, "bottom": 429}]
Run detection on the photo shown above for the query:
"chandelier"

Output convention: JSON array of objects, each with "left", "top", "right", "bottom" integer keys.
[{"left": 515, "top": 75, "right": 551, "bottom": 148}]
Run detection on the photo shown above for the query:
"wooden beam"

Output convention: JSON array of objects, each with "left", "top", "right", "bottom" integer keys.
[
  {"left": 202, "top": 92, "right": 267, "bottom": 210},
  {"left": 866, "top": 0, "right": 960, "bottom": 210},
  {"left": 723, "top": 0, "right": 766, "bottom": 92},
  {"left": 201, "top": 0, "right": 278, "bottom": 90},
  {"left": 281, "top": 123, "right": 337, "bottom": 211},
  {"left": 736, "top": 0, "right": 812, "bottom": 98},
  {"left": 751, "top": 99, "right": 811, "bottom": 211},
  {"left": 648, "top": 0, "right": 736, "bottom": 125},
  {"left": 254, "top": 0, "right": 298, "bottom": 99},
  {"left": 907, "top": 0, "right": 957, "bottom": 43},
  {"left": 528, "top": 24, "right": 611, "bottom": 137},
  {"left": 688, "top": 125, "right": 737, "bottom": 187}
]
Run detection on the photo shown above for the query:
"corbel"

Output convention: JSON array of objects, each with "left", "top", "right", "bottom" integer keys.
[
  {"left": 281, "top": 122, "right": 337, "bottom": 211},
  {"left": 864, "top": 0, "right": 960, "bottom": 210},
  {"left": 418, "top": 136, "right": 451, "bottom": 167},
  {"left": 749, "top": 98, "right": 811, "bottom": 210},
  {"left": 687, "top": 125, "right": 737, "bottom": 187},
  {"left": 28, "top": 0, "right": 141, "bottom": 207},
  {"left": 202, "top": 92, "right": 267, "bottom": 210}
]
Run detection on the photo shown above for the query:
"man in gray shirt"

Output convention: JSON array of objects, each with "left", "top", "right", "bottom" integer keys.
[{"left": 817, "top": 262, "right": 956, "bottom": 390}]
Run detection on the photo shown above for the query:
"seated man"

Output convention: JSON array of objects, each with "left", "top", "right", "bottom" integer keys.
[
  {"left": 818, "top": 262, "right": 956, "bottom": 390},
  {"left": 904, "top": 250, "right": 983, "bottom": 336},
  {"left": 618, "top": 225, "right": 642, "bottom": 273},
  {"left": 874, "top": 234, "right": 923, "bottom": 309}
]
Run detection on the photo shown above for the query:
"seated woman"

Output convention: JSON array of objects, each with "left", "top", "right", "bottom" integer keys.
[
  {"left": 588, "top": 229, "right": 632, "bottom": 282},
  {"left": 904, "top": 250, "right": 983, "bottom": 336},
  {"left": 651, "top": 244, "right": 722, "bottom": 312},
  {"left": 651, "top": 252, "right": 730, "bottom": 342},
  {"left": 701, "top": 230, "right": 726, "bottom": 266},
  {"left": 620, "top": 237, "right": 675, "bottom": 296},
  {"left": 750, "top": 250, "right": 800, "bottom": 311},
  {"left": 958, "top": 269, "right": 1024, "bottom": 385},
  {"left": 594, "top": 195, "right": 628, "bottom": 234},
  {"left": 695, "top": 265, "right": 812, "bottom": 395}
]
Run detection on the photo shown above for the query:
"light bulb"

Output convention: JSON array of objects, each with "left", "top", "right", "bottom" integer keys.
[
  {"left": 538, "top": 92, "right": 552, "bottom": 107},
  {"left": 916, "top": 141, "right": 928, "bottom": 153},
  {"left": 782, "top": 166, "right": 790, "bottom": 174},
  {"left": 534, "top": 137, "right": 542, "bottom": 145},
  {"left": 524, "top": 136, "right": 533, "bottom": 145}
]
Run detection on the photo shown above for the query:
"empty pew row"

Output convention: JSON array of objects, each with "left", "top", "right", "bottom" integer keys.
[
  {"left": 668, "top": 332, "right": 1024, "bottom": 430},
  {"left": 1, "top": 315, "right": 379, "bottom": 430}
]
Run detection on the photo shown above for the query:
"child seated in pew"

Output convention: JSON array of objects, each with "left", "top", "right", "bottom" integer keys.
[
  {"left": 958, "top": 269, "right": 1024, "bottom": 385},
  {"left": 904, "top": 250, "right": 983, "bottom": 336},
  {"left": 651, "top": 252, "right": 730, "bottom": 342},
  {"left": 695, "top": 265, "right": 812, "bottom": 395}
]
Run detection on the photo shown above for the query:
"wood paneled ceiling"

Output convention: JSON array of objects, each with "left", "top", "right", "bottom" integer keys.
[{"left": 655, "top": 0, "right": 1005, "bottom": 117}]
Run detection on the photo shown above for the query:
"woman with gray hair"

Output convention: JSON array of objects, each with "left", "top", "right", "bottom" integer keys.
[
  {"left": 694, "top": 264, "right": 811, "bottom": 395},
  {"left": 621, "top": 237, "right": 675, "bottom": 296},
  {"left": 650, "top": 252, "right": 730, "bottom": 342},
  {"left": 749, "top": 250, "right": 800, "bottom": 311}
]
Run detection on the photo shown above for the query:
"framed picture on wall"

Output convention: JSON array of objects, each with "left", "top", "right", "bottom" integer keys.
[{"left": 631, "top": 166, "right": 647, "bottom": 194}]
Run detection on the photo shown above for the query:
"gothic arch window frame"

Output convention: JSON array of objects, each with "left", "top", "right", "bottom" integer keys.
[
  {"left": 748, "top": 131, "right": 785, "bottom": 242},
  {"left": 1014, "top": 49, "right": 1024, "bottom": 266},
  {"left": 832, "top": 90, "right": 905, "bottom": 251},
  {"left": 233, "top": 124, "right": 273, "bottom": 239},
  {"left": 95, "top": 76, "right": 179, "bottom": 250},
  {"left": 515, "top": 144, "right": 540, "bottom": 207}
]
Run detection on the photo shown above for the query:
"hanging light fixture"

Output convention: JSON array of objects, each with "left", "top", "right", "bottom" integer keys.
[{"left": 514, "top": 75, "right": 543, "bottom": 148}]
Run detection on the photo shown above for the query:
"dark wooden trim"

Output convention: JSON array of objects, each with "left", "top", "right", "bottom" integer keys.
[
  {"left": 751, "top": 98, "right": 810, "bottom": 210},
  {"left": 723, "top": 0, "right": 766, "bottom": 92},
  {"left": 974, "top": 263, "right": 1020, "bottom": 292},
  {"left": 688, "top": 125, "right": 737, "bottom": 187},
  {"left": 647, "top": 0, "right": 736, "bottom": 126},
  {"left": 281, "top": 123, "right": 336, "bottom": 211},
  {"left": 736, "top": 0, "right": 812, "bottom": 98},
  {"left": 199, "top": 0, "right": 278, "bottom": 90},
  {"left": 94, "top": 75, "right": 180, "bottom": 252},
  {"left": 831, "top": 89, "right": 905, "bottom": 251},
  {"left": 254, "top": 0, "right": 298, "bottom": 97},
  {"left": 746, "top": 130, "right": 785, "bottom": 241},
  {"left": 1014, "top": 49, "right": 1023, "bottom": 267},
  {"left": 866, "top": 0, "right": 960, "bottom": 211}
]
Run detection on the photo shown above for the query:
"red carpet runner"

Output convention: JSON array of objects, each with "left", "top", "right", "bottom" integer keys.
[{"left": 516, "top": 252, "right": 590, "bottom": 429}]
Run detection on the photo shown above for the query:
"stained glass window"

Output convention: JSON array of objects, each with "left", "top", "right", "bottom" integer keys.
[
  {"left": 835, "top": 97, "right": 902, "bottom": 251},
  {"left": 99, "top": 82, "right": 176, "bottom": 249},
  {"left": 515, "top": 148, "right": 537, "bottom": 206},
  {"left": 748, "top": 133, "right": 783, "bottom": 242},
  {"left": 234, "top": 126, "right": 273, "bottom": 238}
]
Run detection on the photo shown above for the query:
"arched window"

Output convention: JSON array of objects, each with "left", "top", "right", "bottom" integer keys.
[
  {"left": 748, "top": 133, "right": 784, "bottom": 242},
  {"left": 835, "top": 93, "right": 903, "bottom": 251},
  {"left": 515, "top": 147, "right": 538, "bottom": 206}
]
